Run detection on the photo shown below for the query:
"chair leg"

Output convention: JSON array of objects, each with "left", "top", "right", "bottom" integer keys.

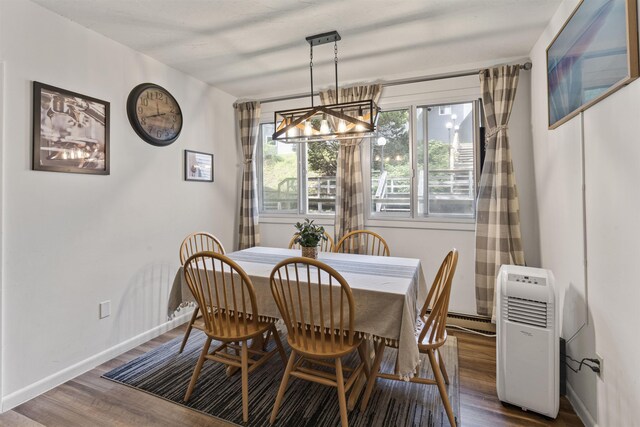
[
  {"left": 360, "top": 340, "right": 386, "bottom": 412},
  {"left": 437, "top": 348, "right": 450, "bottom": 385},
  {"left": 428, "top": 349, "right": 456, "bottom": 426},
  {"left": 357, "top": 340, "right": 371, "bottom": 380},
  {"left": 270, "top": 325, "right": 288, "bottom": 366},
  {"left": 179, "top": 306, "right": 200, "bottom": 354},
  {"left": 262, "top": 328, "right": 272, "bottom": 351},
  {"left": 335, "top": 358, "right": 348, "bottom": 427},
  {"left": 184, "top": 335, "right": 212, "bottom": 402},
  {"left": 241, "top": 340, "right": 249, "bottom": 423},
  {"left": 270, "top": 350, "right": 297, "bottom": 425}
]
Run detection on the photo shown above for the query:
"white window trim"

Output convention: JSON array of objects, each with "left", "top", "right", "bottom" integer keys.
[{"left": 259, "top": 214, "right": 474, "bottom": 232}]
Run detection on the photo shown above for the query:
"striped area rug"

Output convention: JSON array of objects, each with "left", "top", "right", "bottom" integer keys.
[{"left": 103, "top": 330, "right": 460, "bottom": 426}]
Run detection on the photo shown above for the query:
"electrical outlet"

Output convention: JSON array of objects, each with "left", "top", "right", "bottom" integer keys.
[
  {"left": 595, "top": 353, "right": 603, "bottom": 379},
  {"left": 99, "top": 300, "right": 111, "bottom": 319}
]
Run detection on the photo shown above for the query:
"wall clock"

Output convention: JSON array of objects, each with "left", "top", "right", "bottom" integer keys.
[{"left": 127, "top": 83, "right": 183, "bottom": 146}]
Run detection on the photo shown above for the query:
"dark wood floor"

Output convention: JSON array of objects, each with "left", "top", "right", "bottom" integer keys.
[
  {"left": 0, "top": 326, "right": 583, "bottom": 427},
  {"left": 449, "top": 330, "right": 582, "bottom": 427}
]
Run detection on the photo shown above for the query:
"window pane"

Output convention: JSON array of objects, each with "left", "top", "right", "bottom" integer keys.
[
  {"left": 307, "top": 141, "right": 338, "bottom": 213},
  {"left": 371, "top": 109, "right": 411, "bottom": 215},
  {"left": 417, "top": 103, "right": 475, "bottom": 217},
  {"left": 259, "top": 123, "right": 299, "bottom": 212}
]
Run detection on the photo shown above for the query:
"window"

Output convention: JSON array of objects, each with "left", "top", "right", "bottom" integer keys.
[
  {"left": 258, "top": 124, "right": 337, "bottom": 214},
  {"left": 258, "top": 100, "right": 478, "bottom": 220},
  {"left": 438, "top": 105, "right": 451, "bottom": 116},
  {"left": 258, "top": 123, "right": 299, "bottom": 213},
  {"left": 306, "top": 141, "right": 338, "bottom": 214},
  {"left": 370, "top": 101, "right": 478, "bottom": 219},
  {"left": 417, "top": 102, "right": 476, "bottom": 217},
  {"left": 371, "top": 109, "right": 411, "bottom": 216}
]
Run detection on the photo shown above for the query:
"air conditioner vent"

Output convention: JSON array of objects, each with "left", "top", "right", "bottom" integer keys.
[{"left": 507, "top": 296, "right": 547, "bottom": 328}]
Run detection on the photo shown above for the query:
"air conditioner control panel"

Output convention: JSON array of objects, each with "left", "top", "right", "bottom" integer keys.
[{"left": 507, "top": 273, "right": 546, "bottom": 286}]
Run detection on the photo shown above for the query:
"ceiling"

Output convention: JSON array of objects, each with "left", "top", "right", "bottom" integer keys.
[{"left": 32, "top": 0, "right": 562, "bottom": 99}]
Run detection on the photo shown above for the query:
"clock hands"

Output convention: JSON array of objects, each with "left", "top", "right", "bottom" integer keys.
[{"left": 147, "top": 100, "right": 169, "bottom": 119}]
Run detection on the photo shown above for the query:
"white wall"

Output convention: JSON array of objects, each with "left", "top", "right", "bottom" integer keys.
[
  {"left": 0, "top": 0, "right": 239, "bottom": 409},
  {"left": 530, "top": 1, "right": 640, "bottom": 425},
  {"left": 258, "top": 72, "right": 539, "bottom": 315}
]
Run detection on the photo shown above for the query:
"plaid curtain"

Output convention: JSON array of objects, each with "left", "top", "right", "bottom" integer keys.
[
  {"left": 475, "top": 66, "right": 525, "bottom": 317},
  {"left": 319, "top": 85, "right": 382, "bottom": 242},
  {"left": 236, "top": 101, "right": 261, "bottom": 249}
]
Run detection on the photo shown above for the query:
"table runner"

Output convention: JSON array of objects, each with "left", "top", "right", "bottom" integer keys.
[
  {"left": 168, "top": 247, "right": 427, "bottom": 379},
  {"left": 227, "top": 251, "right": 419, "bottom": 279}
]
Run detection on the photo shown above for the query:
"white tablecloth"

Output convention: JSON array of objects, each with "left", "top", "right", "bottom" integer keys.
[{"left": 169, "top": 246, "right": 427, "bottom": 378}]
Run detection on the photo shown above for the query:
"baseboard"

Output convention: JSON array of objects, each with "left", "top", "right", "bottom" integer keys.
[
  {"left": 566, "top": 381, "right": 598, "bottom": 427},
  {"left": 447, "top": 311, "right": 495, "bottom": 334},
  {"left": 1, "top": 312, "right": 192, "bottom": 412}
]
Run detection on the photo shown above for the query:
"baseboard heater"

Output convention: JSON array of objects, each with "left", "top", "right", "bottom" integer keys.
[{"left": 446, "top": 311, "right": 495, "bottom": 334}]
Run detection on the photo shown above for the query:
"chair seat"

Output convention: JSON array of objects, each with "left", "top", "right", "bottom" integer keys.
[
  {"left": 417, "top": 323, "right": 448, "bottom": 350},
  {"left": 203, "top": 313, "right": 274, "bottom": 341},
  {"left": 287, "top": 328, "right": 363, "bottom": 358}
]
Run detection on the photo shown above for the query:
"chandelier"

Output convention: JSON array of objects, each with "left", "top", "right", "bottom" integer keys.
[{"left": 272, "top": 31, "right": 379, "bottom": 143}]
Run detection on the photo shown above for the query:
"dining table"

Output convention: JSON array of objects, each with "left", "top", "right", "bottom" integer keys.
[{"left": 168, "top": 246, "right": 428, "bottom": 408}]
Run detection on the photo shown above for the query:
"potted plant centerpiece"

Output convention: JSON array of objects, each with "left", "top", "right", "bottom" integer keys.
[{"left": 294, "top": 219, "right": 327, "bottom": 259}]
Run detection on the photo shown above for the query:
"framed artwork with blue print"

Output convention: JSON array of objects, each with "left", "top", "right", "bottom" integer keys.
[{"left": 547, "top": 0, "right": 639, "bottom": 129}]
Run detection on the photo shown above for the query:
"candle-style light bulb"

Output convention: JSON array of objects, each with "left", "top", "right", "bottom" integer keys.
[
  {"left": 320, "top": 118, "right": 330, "bottom": 135},
  {"left": 356, "top": 107, "right": 365, "bottom": 132},
  {"left": 304, "top": 120, "right": 313, "bottom": 136},
  {"left": 286, "top": 117, "right": 298, "bottom": 137}
]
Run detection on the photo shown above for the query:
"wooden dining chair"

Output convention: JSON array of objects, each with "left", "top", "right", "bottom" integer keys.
[
  {"left": 269, "top": 257, "right": 369, "bottom": 427},
  {"left": 182, "top": 251, "right": 287, "bottom": 423},
  {"left": 335, "top": 230, "right": 390, "bottom": 256},
  {"left": 178, "top": 232, "right": 226, "bottom": 354},
  {"left": 288, "top": 231, "right": 335, "bottom": 252},
  {"left": 360, "top": 249, "right": 459, "bottom": 427}
]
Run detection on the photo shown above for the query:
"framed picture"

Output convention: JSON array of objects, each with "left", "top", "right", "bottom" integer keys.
[
  {"left": 547, "top": 0, "right": 639, "bottom": 129},
  {"left": 184, "top": 150, "right": 214, "bottom": 182},
  {"left": 32, "top": 82, "right": 110, "bottom": 174}
]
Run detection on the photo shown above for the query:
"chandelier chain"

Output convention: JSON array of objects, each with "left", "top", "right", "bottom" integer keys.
[
  {"left": 309, "top": 44, "right": 314, "bottom": 107},
  {"left": 334, "top": 41, "right": 339, "bottom": 103}
]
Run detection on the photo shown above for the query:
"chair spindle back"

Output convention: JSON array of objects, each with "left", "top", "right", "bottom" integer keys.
[
  {"left": 418, "top": 249, "right": 458, "bottom": 346},
  {"left": 270, "top": 257, "right": 356, "bottom": 353},
  {"left": 183, "top": 252, "right": 259, "bottom": 338},
  {"left": 335, "top": 230, "right": 390, "bottom": 256},
  {"left": 180, "top": 232, "right": 225, "bottom": 264}
]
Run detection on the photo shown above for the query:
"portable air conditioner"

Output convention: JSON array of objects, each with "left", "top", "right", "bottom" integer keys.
[{"left": 496, "top": 265, "right": 559, "bottom": 418}]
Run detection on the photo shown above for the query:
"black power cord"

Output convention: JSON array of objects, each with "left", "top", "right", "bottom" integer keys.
[{"left": 565, "top": 354, "right": 600, "bottom": 374}]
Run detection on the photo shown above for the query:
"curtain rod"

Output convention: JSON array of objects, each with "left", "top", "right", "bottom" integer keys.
[{"left": 236, "top": 61, "right": 532, "bottom": 106}]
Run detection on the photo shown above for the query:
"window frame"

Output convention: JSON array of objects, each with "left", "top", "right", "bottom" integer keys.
[
  {"left": 257, "top": 98, "right": 481, "bottom": 224},
  {"left": 364, "top": 106, "right": 414, "bottom": 220},
  {"left": 418, "top": 100, "right": 479, "bottom": 220},
  {"left": 257, "top": 124, "right": 336, "bottom": 217},
  {"left": 364, "top": 99, "right": 481, "bottom": 224},
  {"left": 257, "top": 122, "right": 302, "bottom": 216}
]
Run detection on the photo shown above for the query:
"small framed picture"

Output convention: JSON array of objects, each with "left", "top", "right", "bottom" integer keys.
[
  {"left": 184, "top": 150, "right": 214, "bottom": 182},
  {"left": 32, "top": 81, "right": 110, "bottom": 174}
]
